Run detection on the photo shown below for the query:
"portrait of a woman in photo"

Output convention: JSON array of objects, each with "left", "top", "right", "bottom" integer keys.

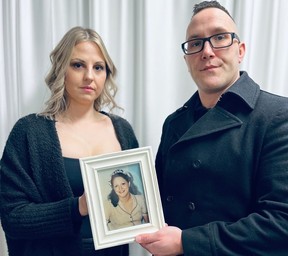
[{"left": 104, "top": 169, "right": 149, "bottom": 231}]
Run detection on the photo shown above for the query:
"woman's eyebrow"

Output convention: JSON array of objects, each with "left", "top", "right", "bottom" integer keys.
[
  {"left": 70, "top": 58, "right": 106, "bottom": 65},
  {"left": 70, "top": 58, "right": 85, "bottom": 63}
]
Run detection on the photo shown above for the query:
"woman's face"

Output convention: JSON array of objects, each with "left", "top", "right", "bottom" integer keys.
[
  {"left": 112, "top": 176, "right": 130, "bottom": 198},
  {"left": 64, "top": 41, "right": 107, "bottom": 107}
]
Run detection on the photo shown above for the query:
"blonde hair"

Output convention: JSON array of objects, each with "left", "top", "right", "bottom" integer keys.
[{"left": 39, "top": 26, "right": 120, "bottom": 119}]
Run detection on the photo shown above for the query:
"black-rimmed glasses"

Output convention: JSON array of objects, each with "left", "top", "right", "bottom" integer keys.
[{"left": 181, "top": 32, "right": 240, "bottom": 55}]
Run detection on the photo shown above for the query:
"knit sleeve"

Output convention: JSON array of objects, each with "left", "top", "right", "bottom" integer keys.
[{"left": 0, "top": 115, "right": 80, "bottom": 239}]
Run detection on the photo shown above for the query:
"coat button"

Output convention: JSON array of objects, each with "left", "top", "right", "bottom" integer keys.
[
  {"left": 188, "top": 202, "right": 195, "bottom": 211},
  {"left": 192, "top": 160, "right": 201, "bottom": 169},
  {"left": 166, "top": 196, "right": 174, "bottom": 202}
]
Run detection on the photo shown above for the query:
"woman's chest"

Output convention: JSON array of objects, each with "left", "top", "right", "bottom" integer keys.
[{"left": 56, "top": 119, "right": 121, "bottom": 158}]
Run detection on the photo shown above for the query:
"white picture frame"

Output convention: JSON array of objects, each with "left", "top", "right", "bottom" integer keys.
[{"left": 79, "top": 146, "right": 165, "bottom": 250}]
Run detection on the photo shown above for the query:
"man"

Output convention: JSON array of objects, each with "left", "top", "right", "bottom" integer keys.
[{"left": 136, "top": 1, "right": 288, "bottom": 255}]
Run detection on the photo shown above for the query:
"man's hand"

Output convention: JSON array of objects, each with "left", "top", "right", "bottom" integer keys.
[{"left": 135, "top": 226, "right": 183, "bottom": 256}]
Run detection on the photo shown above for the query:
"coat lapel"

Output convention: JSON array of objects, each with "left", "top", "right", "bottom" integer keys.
[
  {"left": 168, "top": 71, "right": 260, "bottom": 147},
  {"left": 177, "top": 106, "right": 242, "bottom": 143}
]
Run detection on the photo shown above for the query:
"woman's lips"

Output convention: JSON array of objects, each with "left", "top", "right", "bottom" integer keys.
[{"left": 82, "top": 86, "right": 95, "bottom": 92}]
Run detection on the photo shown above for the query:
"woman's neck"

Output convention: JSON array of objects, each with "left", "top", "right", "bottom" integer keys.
[
  {"left": 58, "top": 105, "right": 102, "bottom": 124},
  {"left": 119, "top": 193, "right": 132, "bottom": 203}
]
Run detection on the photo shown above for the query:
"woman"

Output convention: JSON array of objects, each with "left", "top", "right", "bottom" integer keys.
[
  {"left": 0, "top": 26, "right": 138, "bottom": 256},
  {"left": 105, "top": 169, "right": 149, "bottom": 231}
]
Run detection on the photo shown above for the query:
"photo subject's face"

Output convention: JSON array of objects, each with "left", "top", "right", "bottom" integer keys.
[{"left": 113, "top": 177, "right": 130, "bottom": 198}]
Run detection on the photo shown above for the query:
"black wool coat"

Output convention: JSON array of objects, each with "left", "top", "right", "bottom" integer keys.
[{"left": 156, "top": 71, "right": 288, "bottom": 255}]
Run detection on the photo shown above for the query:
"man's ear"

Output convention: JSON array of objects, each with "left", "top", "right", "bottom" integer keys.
[{"left": 238, "top": 42, "right": 246, "bottom": 64}]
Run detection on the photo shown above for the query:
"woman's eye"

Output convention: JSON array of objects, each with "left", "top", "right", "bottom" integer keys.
[
  {"left": 95, "top": 65, "right": 105, "bottom": 71},
  {"left": 71, "top": 62, "right": 83, "bottom": 69}
]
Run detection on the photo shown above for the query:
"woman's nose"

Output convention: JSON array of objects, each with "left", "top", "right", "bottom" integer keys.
[{"left": 84, "top": 68, "right": 93, "bottom": 80}]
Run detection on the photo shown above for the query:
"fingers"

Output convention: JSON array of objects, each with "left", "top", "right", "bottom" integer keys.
[
  {"left": 135, "top": 226, "right": 167, "bottom": 244},
  {"left": 78, "top": 193, "right": 88, "bottom": 216},
  {"left": 135, "top": 233, "right": 155, "bottom": 244},
  {"left": 135, "top": 226, "right": 183, "bottom": 256}
]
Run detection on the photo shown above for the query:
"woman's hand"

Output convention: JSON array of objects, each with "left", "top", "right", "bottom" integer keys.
[{"left": 79, "top": 193, "right": 88, "bottom": 216}]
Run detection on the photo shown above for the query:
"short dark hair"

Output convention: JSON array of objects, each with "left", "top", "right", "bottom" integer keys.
[{"left": 193, "top": 1, "right": 234, "bottom": 21}]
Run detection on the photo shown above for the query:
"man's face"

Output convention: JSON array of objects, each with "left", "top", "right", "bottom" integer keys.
[{"left": 184, "top": 8, "right": 245, "bottom": 100}]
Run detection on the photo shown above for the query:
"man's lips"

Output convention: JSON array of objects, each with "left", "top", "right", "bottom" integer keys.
[{"left": 201, "top": 65, "right": 218, "bottom": 71}]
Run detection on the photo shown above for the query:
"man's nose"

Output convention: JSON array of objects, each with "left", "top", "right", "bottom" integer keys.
[{"left": 201, "top": 41, "right": 215, "bottom": 58}]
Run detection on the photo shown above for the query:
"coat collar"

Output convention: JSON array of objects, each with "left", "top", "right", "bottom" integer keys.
[
  {"left": 181, "top": 71, "right": 260, "bottom": 111},
  {"left": 223, "top": 71, "right": 260, "bottom": 110},
  {"left": 169, "top": 71, "right": 260, "bottom": 143}
]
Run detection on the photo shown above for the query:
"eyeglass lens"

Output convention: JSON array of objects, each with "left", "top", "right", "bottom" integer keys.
[{"left": 183, "top": 33, "right": 235, "bottom": 54}]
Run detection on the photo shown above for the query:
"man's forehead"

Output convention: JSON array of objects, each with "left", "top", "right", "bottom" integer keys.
[
  {"left": 192, "top": 7, "right": 234, "bottom": 21},
  {"left": 187, "top": 8, "right": 236, "bottom": 36}
]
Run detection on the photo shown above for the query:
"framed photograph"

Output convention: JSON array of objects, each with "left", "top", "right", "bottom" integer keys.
[{"left": 79, "top": 146, "right": 165, "bottom": 250}]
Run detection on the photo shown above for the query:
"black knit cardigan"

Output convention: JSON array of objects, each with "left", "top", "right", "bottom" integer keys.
[{"left": 0, "top": 113, "right": 138, "bottom": 256}]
